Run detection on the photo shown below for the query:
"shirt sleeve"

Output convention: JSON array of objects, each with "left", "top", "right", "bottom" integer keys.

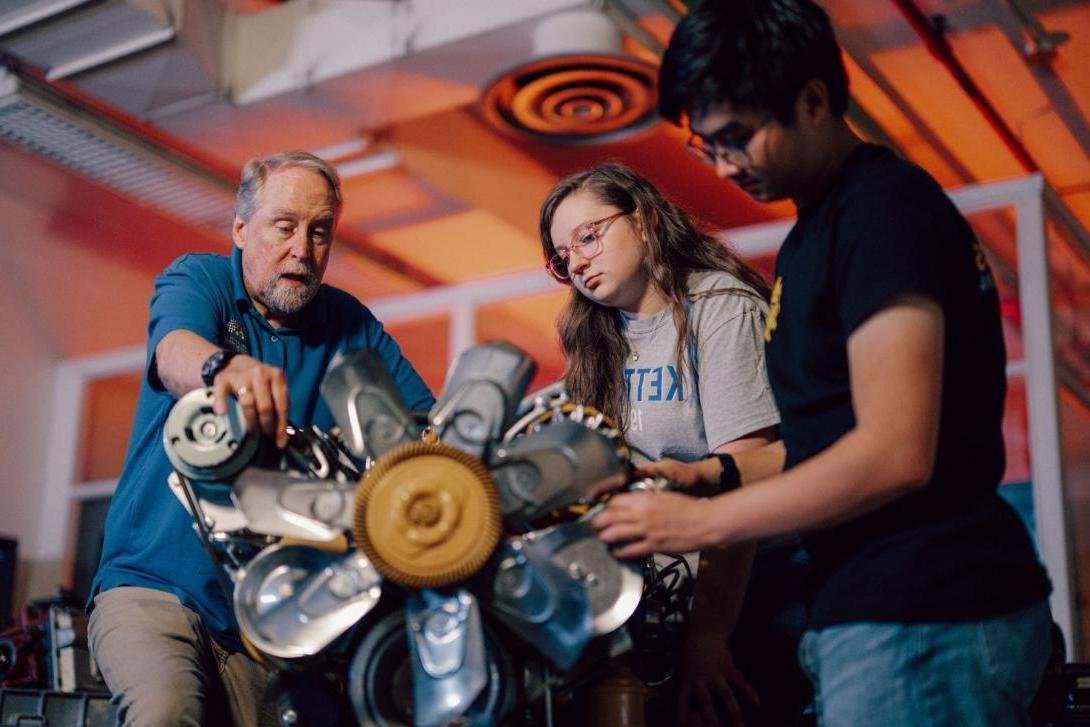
[
  {"left": 361, "top": 309, "right": 436, "bottom": 412},
  {"left": 694, "top": 296, "right": 781, "bottom": 450},
  {"left": 833, "top": 190, "right": 945, "bottom": 337},
  {"left": 146, "top": 255, "right": 226, "bottom": 391}
]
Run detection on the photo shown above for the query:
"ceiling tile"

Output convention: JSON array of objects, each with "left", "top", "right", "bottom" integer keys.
[{"left": 367, "top": 208, "right": 542, "bottom": 282}]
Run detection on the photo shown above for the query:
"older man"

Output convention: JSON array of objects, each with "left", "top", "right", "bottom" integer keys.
[{"left": 88, "top": 151, "right": 434, "bottom": 726}]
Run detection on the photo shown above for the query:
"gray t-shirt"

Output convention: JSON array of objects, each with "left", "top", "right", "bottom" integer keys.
[{"left": 622, "top": 269, "right": 780, "bottom": 465}]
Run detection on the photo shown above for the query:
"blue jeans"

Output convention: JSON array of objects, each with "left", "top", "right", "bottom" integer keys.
[{"left": 798, "top": 600, "right": 1051, "bottom": 727}]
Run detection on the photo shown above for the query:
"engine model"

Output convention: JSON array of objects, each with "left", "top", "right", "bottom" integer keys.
[{"left": 163, "top": 342, "right": 683, "bottom": 727}]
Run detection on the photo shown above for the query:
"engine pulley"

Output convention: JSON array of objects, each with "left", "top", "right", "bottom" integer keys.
[
  {"left": 353, "top": 441, "right": 502, "bottom": 588},
  {"left": 163, "top": 387, "right": 258, "bottom": 481}
]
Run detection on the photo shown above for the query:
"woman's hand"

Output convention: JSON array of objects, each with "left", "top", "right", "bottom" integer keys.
[
  {"left": 677, "top": 632, "right": 758, "bottom": 726},
  {"left": 636, "top": 457, "right": 720, "bottom": 491}
]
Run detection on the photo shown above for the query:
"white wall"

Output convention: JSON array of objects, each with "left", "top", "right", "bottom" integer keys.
[
  {"left": 0, "top": 144, "right": 223, "bottom": 613},
  {"left": 0, "top": 257, "right": 56, "bottom": 611}
]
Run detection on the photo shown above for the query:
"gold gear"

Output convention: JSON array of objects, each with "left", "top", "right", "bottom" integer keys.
[{"left": 353, "top": 441, "right": 502, "bottom": 588}]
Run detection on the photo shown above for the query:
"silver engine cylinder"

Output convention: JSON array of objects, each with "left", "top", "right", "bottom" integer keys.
[
  {"left": 321, "top": 347, "right": 418, "bottom": 461},
  {"left": 491, "top": 419, "right": 625, "bottom": 529},
  {"left": 429, "top": 342, "right": 537, "bottom": 459}
]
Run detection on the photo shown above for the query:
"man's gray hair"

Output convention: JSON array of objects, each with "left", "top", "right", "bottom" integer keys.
[{"left": 234, "top": 150, "right": 343, "bottom": 222}]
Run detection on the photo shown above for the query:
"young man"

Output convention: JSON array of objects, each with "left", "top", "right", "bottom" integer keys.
[
  {"left": 88, "top": 151, "right": 434, "bottom": 726},
  {"left": 593, "top": 2, "right": 1052, "bottom": 724}
]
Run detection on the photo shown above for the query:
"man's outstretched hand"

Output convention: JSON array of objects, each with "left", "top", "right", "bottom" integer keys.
[{"left": 212, "top": 355, "right": 290, "bottom": 449}]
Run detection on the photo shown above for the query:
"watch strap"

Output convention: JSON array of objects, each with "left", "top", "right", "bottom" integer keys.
[
  {"left": 715, "top": 453, "right": 742, "bottom": 495},
  {"left": 200, "top": 349, "right": 236, "bottom": 386}
]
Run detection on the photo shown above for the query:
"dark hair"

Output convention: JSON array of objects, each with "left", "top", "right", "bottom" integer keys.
[
  {"left": 540, "top": 162, "right": 771, "bottom": 426},
  {"left": 235, "top": 150, "right": 342, "bottom": 222},
  {"left": 659, "top": 0, "right": 849, "bottom": 126}
]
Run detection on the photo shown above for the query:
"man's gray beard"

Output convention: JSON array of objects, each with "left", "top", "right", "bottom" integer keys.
[{"left": 261, "top": 278, "right": 319, "bottom": 317}]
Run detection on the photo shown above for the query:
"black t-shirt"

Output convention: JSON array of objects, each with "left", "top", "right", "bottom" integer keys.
[{"left": 765, "top": 144, "right": 1050, "bottom": 627}]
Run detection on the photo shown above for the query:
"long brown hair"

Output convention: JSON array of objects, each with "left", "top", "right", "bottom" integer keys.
[{"left": 539, "top": 162, "right": 771, "bottom": 426}]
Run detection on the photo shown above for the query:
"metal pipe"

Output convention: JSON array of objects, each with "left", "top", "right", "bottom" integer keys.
[
  {"left": 1013, "top": 173, "right": 1078, "bottom": 656},
  {"left": 845, "top": 98, "right": 905, "bottom": 155},
  {"left": 889, "top": 0, "right": 1039, "bottom": 172},
  {"left": 837, "top": 41, "right": 975, "bottom": 184}
]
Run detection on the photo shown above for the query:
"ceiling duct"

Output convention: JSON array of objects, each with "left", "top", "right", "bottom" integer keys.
[
  {"left": 0, "top": 65, "right": 236, "bottom": 231},
  {"left": 479, "top": 7, "right": 659, "bottom": 144}
]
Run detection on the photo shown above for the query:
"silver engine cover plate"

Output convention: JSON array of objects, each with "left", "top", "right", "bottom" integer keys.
[{"left": 235, "top": 545, "right": 382, "bottom": 660}]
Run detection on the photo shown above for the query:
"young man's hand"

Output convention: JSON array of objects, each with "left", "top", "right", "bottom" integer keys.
[{"left": 593, "top": 490, "right": 718, "bottom": 556}]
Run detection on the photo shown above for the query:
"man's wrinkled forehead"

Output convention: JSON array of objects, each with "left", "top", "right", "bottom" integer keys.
[{"left": 257, "top": 168, "right": 338, "bottom": 213}]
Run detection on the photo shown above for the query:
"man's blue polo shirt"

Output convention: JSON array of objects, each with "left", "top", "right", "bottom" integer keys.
[{"left": 90, "top": 247, "right": 434, "bottom": 650}]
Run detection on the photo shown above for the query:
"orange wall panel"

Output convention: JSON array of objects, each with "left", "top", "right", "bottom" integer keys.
[
  {"left": 477, "top": 290, "right": 569, "bottom": 392},
  {"left": 1002, "top": 377, "right": 1030, "bottom": 485},
  {"left": 78, "top": 373, "right": 142, "bottom": 483},
  {"left": 386, "top": 314, "right": 451, "bottom": 396}
]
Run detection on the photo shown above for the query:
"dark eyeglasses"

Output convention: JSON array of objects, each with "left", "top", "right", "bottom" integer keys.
[
  {"left": 546, "top": 211, "right": 628, "bottom": 281},
  {"left": 685, "top": 116, "right": 771, "bottom": 166}
]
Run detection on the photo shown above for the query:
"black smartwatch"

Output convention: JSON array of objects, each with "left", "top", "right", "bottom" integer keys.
[
  {"left": 714, "top": 453, "right": 743, "bottom": 494},
  {"left": 200, "top": 349, "right": 236, "bottom": 386}
]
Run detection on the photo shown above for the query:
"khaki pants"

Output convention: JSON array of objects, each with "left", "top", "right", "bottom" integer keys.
[{"left": 88, "top": 586, "right": 276, "bottom": 727}]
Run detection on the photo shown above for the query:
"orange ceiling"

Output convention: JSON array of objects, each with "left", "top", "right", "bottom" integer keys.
[{"left": 3, "top": 0, "right": 1090, "bottom": 380}]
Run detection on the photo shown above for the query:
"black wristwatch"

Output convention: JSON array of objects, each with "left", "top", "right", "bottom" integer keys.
[
  {"left": 714, "top": 453, "right": 743, "bottom": 494},
  {"left": 200, "top": 349, "right": 236, "bottom": 386}
]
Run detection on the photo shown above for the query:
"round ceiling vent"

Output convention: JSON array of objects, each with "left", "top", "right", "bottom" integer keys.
[
  {"left": 479, "top": 9, "right": 659, "bottom": 144},
  {"left": 480, "top": 54, "right": 658, "bottom": 144}
]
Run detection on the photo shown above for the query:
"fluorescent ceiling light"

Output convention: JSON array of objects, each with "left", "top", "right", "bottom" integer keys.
[
  {"left": 310, "top": 137, "right": 372, "bottom": 163},
  {"left": 0, "top": 67, "right": 235, "bottom": 230},
  {"left": 335, "top": 150, "right": 400, "bottom": 180}
]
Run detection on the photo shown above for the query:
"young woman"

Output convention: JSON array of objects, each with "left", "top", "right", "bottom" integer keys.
[{"left": 540, "top": 162, "right": 811, "bottom": 726}]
